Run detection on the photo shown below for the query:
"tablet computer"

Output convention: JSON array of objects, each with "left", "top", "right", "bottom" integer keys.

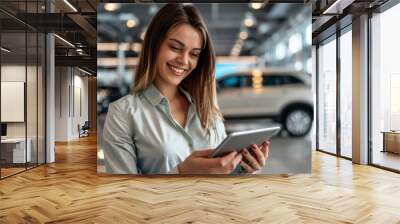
[{"left": 210, "top": 126, "right": 281, "bottom": 158}]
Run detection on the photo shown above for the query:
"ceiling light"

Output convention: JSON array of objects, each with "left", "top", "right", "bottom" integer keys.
[
  {"left": 104, "top": 3, "right": 120, "bottom": 12},
  {"left": 239, "top": 31, "right": 248, "bottom": 40},
  {"left": 126, "top": 19, "right": 137, "bottom": 28},
  {"left": 244, "top": 12, "right": 256, "bottom": 27},
  {"left": 250, "top": 3, "right": 263, "bottom": 10},
  {"left": 97, "top": 43, "right": 118, "bottom": 51},
  {"left": 231, "top": 42, "right": 242, "bottom": 56},
  {"left": 119, "top": 43, "right": 130, "bottom": 51},
  {"left": 131, "top": 43, "right": 142, "bottom": 52},
  {"left": 63, "top": 0, "right": 78, "bottom": 12},
  {"left": 54, "top": 34, "right": 75, "bottom": 48},
  {"left": 1, "top": 47, "right": 11, "bottom": 53},
  {"left": 244, "top": 18, "right": 254, "bottom": 27},
  {"left": 97, "top": 57, "right": 138, "bottom": 67},
  {"left": 97, "top": 42, "right": 142, "bottom": 52}
]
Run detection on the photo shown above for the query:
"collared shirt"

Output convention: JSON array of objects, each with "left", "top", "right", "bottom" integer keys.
[{"left": 102, "top": 83, "right": 227, "bottom": 174}]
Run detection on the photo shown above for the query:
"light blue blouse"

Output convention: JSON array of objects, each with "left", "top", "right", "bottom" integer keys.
[{"left": 102, "top": 83, "right": 228, "bottom": 174}]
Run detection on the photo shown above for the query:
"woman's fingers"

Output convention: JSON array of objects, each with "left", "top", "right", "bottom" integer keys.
[
  {"left": 190, "top": 143, "right": 271, "bottom": 174},
  {"left": 261, "top": 141, "right": 270, "bottom": 158},
  {"left": 242, "top": 148, "right": 261, "bottom": 170},
  {"left": 206, "top": 151, "right": 241, "bottom": 171},
  {"left": 232, "top": 153, "right": 243, "bottom": 166},
  {"left": 218, "top": 151, "right": 238, "bottom": 167},
  {"left": 251, "top": 144, "right": 265, "bottom": 167},
  {"left": 240, "top": 160, "right": 255, "bottom": 173},
  {"left": 182, "top": 149, "right": 244, "bottom": 174}
]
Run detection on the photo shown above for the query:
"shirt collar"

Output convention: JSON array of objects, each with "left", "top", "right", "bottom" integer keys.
[
  {"left": 142, "top": 83, "right": 194, "bottom": 106},
  {"left": 178, "top": 86, "right": 194, "bottom": 104},
  {"left": 142, "top": 83, "right": 165, "bottom": 106}
]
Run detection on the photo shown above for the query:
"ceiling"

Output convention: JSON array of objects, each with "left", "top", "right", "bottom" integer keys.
[
  {"left": 97, "top": 3, "right": 308, "bottom": 57},
  {"left": 0, "top": 0, "right": 98, "bottom": 73},
  {"left": 1, "top": 0, "right": 310, "bottom": 73},
  {"left": 311, "top": 0, "right": 390, "bottom": 44}
]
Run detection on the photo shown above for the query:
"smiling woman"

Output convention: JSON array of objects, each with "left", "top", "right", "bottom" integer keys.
[{"left": 102, "top": 3, "right": 270, "bottom": 175}]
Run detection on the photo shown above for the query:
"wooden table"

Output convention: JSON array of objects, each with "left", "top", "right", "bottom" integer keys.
[{"left": 381, "top": 131, "right": 400, "bottom": 154}]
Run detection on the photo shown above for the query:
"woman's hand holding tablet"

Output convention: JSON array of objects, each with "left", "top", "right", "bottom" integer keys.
[
  {"left": 177, "top": 149, "right": 243, "bottom": 174},
  {"left": 177, "top": 126, "right": 279, "bottom": 174},
  {"left": 209, "top": 126, "right": 279, "bottom": 174},
  {"left": 210, "top": 126, "right": 280, "bottom": 158},
  {"left": 239, "top": 141, "right": 270, "bottom": 174}
]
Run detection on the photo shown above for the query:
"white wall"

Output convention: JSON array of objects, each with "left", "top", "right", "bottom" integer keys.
[
  {"left": 1, "top": 65, "right": 37, "bottom": 138},
  {"left": 54, "top": 67, "right": 89, "bottom": 141},
  {"left": 55, "top": 66, "right": 69, "bottom": 141},
  {"left": 1, "top": 64, "right": 46, "bottom": 163},
  {"left": 73, "top": 73, "right": 89, "bottom": 137}
]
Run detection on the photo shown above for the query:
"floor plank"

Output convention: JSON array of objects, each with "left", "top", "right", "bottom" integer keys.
[{"left": 1, "top": 134, "right": 400, "bottom": 223}]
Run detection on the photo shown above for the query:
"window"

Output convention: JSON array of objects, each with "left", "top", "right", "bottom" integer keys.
[
  {"left": 218, "top": 75, "right": 251, "bottom": 89},
  {"left": 306, "top": 24, "right": 312, "bottom": 46},
  {"left": 262, "top": 75, "right": 284, "bottom": 86},
  {"left": 275, "top": 43, "right": 287, "bottom": 60},
  {"left": 262, "top": 75, "right": 303, "bottom": 86},
  {"left": 317, "top": 37, "right": 337, "bottom": 155},
  {"left": 219, "top": 76, "right": 241, "bottom": 88},
  {"left": 371, "top": 3, "right": 400, "bottom": 171},
  {"left": 306, "top": 58, "right": 312, "bottom": 74},
  {"left": 284, "top": 75, "right": 303, "bottom": 84},
  {"left": 339, "top": 29, "right": 352, "bottom": 158},
  {"left": 289, "top": 33, "right": 303, "bottom": 54}
]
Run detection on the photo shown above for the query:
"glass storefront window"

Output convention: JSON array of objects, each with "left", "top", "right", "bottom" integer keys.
[
  {"left": 317, "top": 37, "right": 337, "bottom": 154},
  {"left": 339, "top": 29, "right": 352, "bottom": 158},
  {"left": 371, "top": 3, "right": 400, "bottom": 171}
]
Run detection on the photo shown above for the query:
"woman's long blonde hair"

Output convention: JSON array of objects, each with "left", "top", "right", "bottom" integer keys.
[{"left": 133, "top": 3, "right": 222, "bottom": 134}]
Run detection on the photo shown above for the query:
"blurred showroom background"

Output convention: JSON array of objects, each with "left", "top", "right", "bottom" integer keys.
[{"left": 96, "top": 3, "right": 313, "bottom": 174}]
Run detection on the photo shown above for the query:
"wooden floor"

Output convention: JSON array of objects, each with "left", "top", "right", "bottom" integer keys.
[
  {"left": 1, "top": 135, "right": 400, "bottom": 223},
  {"left": 373, "top": 151, "right": 400, "bottom": 171},
  {"left": 1, "top": 163, "right": 46, "bottom": 178},
  {"left": 1, "top": 167, "right": 26, "bottom": 178}
]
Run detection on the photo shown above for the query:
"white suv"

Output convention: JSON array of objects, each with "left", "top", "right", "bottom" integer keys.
[{"left": 216, "top": 68, "right": 313, "bottom": 137}]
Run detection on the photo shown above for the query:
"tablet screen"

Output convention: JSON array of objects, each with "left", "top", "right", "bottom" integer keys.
[{"left": 211, "top": 126, "right": 280, "bottom": 157}]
